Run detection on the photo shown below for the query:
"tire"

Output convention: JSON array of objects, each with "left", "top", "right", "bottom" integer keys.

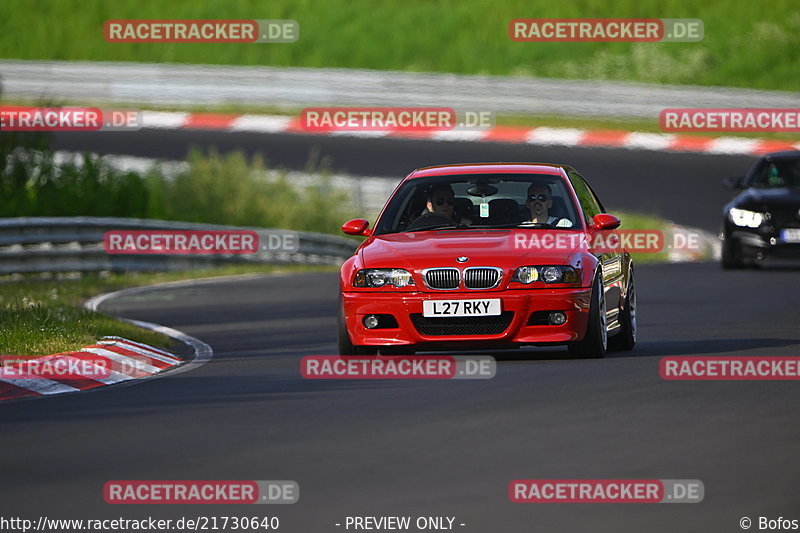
[
  {"left": 608, "top": 269, "right": 636, "bottom": 352},
  {"left": 568, "top": 274, "right": 607, "bottom": 358},
  {"left": 337, "top": 302, "right": 378, "bottom": 356},
  {"left": 721, "top": 235, "right": 744, "bottom": 270}
]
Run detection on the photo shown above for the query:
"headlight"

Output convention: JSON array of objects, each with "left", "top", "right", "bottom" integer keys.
[
  {"left": 512, "top": 266, "right": 580, "bottom": 284},
  {"left": 514, "top": 266, "right": 538, "bottom": 284},
  {"left": 353, "top": 269, "right": 415, "bottom": 288},
  {"left": 729, "top": 208, "right": 764, "bottom": 228}
]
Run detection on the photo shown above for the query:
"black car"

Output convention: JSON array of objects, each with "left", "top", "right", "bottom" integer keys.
[{"left": 721, "top": 151, "right": 800, "bottom": 269}]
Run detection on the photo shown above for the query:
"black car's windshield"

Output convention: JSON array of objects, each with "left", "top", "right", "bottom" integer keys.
[
  {"left": 373, "top": 173, "right": 581, "bottom": 235},
  {"left": 751, "top": 160, "right": 800, "bottom": 188}
]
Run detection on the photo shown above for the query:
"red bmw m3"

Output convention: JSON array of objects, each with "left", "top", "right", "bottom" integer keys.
[{"left": 338, "top": 163, "right": 635, "bottom": 357}]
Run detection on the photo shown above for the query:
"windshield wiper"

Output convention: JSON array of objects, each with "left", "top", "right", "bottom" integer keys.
[
  {"left": 474, "top": 222, "right": 551, "bottom": 229},
  {"left": 405, "top": 222, "right": 468, "bottom": 232},
  {"left": 433, "top": 223, "right": 471, "bottom": 231}
]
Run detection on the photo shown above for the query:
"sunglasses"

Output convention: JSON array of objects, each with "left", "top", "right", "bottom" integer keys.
[
  {"left": 434, "top": 198, "right": 455, "bottom": 206},
  {"left": 527, "top": 194, "right": 550, "bottom": 202}
]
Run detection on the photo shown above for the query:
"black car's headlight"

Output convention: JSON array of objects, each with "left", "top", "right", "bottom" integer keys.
[
  {"left": 512, "top": 265, "right": 580, "bottom": 284},
  {"left": 729, "top": 208, "right": 765, "bottom": 228},
  {"left": 353, "top": 268, "right": 415, "bottom": 288}
]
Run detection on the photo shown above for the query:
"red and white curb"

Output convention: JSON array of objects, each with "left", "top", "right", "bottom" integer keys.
[
  {"left": 0, "top": 337, "right": 181, "bottom": 401},
  {"left": 138, "top": 111, "right": 800, "bottom": 156},
  {"left": 0, "top": 278, "right": 222, "bottom": 402}
]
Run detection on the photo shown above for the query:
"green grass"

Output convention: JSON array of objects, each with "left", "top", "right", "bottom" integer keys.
[
  {"left": 0, "top": 300, "right": 169, "bottom": 357},
  {"left": 0, "top": 0, "right": 798, "bottom": 91},
  {"left": 614, "top": 210, "right": 671, "bottom": 263},
  {"left": 0, "top": 264, "right": 336, "bottom": 356}
]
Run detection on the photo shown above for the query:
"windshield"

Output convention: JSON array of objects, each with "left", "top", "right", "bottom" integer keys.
[
  {"left": 373, "top": 173, "right": 581, "bottom": 235},
  {"left": 751, "top": 160, "right": 800, "bottom": 188}
]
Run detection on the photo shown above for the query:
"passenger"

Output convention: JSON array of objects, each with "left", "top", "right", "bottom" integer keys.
[{"left": 524, "top": 183, "right": 573, "bottom": 227}]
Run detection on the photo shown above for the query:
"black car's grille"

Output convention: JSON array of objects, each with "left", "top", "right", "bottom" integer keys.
[
  {"left": 410, "top": 312, "right": 514, "bottom": 336},
  {"left": 464, "top": 267, "right": 501, "bottom": 289},
  {"left": 424, "top": 269, "right": 460, "bottom": 289}
]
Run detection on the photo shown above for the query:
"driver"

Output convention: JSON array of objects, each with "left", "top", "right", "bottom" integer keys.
[
  {"left": 525, "top": 183, "right": 573, "bottom": 227},
  {"left": 406, "top": 184, "right": 459, "bottom": 230},
  {"left": 427, "top": 184, "right": 456, "bottom": 219}
]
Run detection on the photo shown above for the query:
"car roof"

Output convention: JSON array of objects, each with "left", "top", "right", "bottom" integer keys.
[
  {"left": 408, "top": 163, "right": 568, "bottom": 180},
  {"left": 764, "top": 150, "right": 800, "bottom": 162}
]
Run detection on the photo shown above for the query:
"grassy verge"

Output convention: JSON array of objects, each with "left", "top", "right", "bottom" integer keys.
[
  {"left": 0, "top": 264, "right": 336, "bottom": 357},
  {"left": 0, "top": 0, "right": 798, "bottom": 91},
  {"left": 615, "top": 210, "right": 671, "bottom": 263}
]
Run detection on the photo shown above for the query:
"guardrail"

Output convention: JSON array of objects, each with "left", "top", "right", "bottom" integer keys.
[
  {"left": 0, "top": 217, "right": 358, "bottom": 275},
  {"left": 3, "top": 59, "right": 800, "bottom": 119}
]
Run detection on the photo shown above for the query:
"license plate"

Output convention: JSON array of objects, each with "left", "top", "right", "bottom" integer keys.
[
  {"left": 781, "top": 229, "right": 800, "bottom": 243},
  {"left": 422, "top": 299, "right": 501, "bottom": 317}
]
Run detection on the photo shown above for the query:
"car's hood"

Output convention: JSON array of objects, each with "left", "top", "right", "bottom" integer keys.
[
  {"left": 735, "top": 187, "right": 800, "bottom": 210},
  {"left": 360, "top": 229, "right": 583, "bottom": 269}
]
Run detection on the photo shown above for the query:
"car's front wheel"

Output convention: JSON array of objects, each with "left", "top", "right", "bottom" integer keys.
[
  {"left": 337, "top": 303, "right": 378, "bottom": 355},
  {"left": 568, "top": 274, "right": 607, "bottom": 358}
]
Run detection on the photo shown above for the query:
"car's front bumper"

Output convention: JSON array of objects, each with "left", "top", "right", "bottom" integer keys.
[
  {"left": 342, "top": 288, "right": 592, "bottom": 348},
  {"left": 729, "top": 228, "right": 800, "bottom": 260}
]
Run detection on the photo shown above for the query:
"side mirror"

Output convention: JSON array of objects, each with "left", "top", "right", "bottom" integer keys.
[
  {"left": 591, "top": 213, "right": 621, "bottom": 230},
  {"left": 341, "top": 218, "right": 372, "bottom": 236},
  {"left": 723, "top": 176, "right": 744, "bottom": 189}
]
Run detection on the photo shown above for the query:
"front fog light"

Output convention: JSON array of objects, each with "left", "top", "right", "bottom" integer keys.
[
  {"left": 549, "top": 312, "right": 567, "bottom": 325},
  {"left": 363, "top": 315, "right": 380, "bottom": 329}
]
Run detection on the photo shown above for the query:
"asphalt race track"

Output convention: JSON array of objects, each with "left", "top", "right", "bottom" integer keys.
[
  {"left": 2, "top": 132, "right": 798, "bottom": 532},
  {"left": 1, "top": 264, "right": 800, "bottom": 532}
]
